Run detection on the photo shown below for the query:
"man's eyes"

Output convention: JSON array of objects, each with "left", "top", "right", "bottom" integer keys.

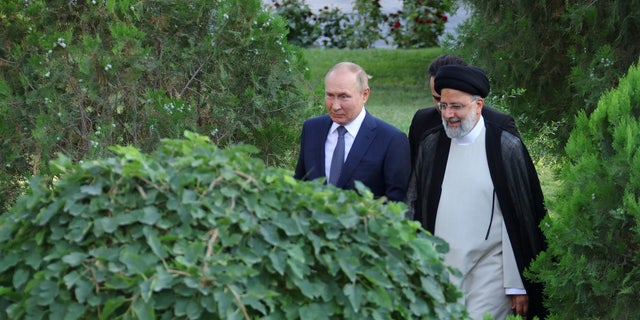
[{"left": 326, "top": 94, "right": 351, "bottom": 99}]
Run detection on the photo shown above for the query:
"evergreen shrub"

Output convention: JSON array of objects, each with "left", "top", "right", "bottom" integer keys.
[
  {"left": 451, "top": 0, "right": 640, "bottom": 146},
  {"left": 529, "top": 59, "right": 640, "bottom": 319},
  {"left": 0, "top": 132, "right": 468, "bottom": 319},
  {"left": 0, "top": 0, "right": 311, "bottom": 210}
]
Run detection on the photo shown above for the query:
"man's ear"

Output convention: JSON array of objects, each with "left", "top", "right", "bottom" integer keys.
[
  {"left": 362, "top": 87, "right": 371, "bottom": 102},
  {"left": 475, "top": 97, "right": 484, "bottom": 113}
]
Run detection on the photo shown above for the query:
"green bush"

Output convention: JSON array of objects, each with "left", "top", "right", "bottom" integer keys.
[
  {"left": 528, "top": 59, "right": 640, "bottom": 319},
  {"left": 265, "top": 0, "right": 454, "bottom": 49},
  {"left": 388, "top": 0, "right": 455, "bottom": 49},
  {"left": 0, "top": 132, "right": 468, "bottom": 319},
  {"left": 450, "top": 0, "right": 640, "bottom": 147},
  {"left": 0, "top": 0, "right": 311, "bottom": 210},
  {"left": 267, "top": 0, "right": 321, "bottom": 47}
]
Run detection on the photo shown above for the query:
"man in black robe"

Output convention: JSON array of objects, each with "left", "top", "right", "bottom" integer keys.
[
  {"left": 408, "top": 54, "right": 520, "bottom": 166},
  {"left": 406, "top": 65, "right": 547, "bottom": 319}
]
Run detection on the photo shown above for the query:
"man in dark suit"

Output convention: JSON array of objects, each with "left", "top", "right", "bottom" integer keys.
[
  {"left": 408, "top": 54, "right": 520, "bottom": 165},
  {"left": 294, "top": 62, "right": 411, "bottom": 202}
]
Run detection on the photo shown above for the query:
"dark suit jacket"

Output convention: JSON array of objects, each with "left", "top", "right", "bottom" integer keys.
[
  {"left": 408, "top": 106, "right": 520, "bottom": 165},
  {"left": 294, "top": 112, "right": 411, "bottom": 202}
]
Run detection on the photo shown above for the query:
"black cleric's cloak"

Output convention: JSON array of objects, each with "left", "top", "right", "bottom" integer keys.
[{"left": 406, "top": 120, "right": 548, "bottom": 319}]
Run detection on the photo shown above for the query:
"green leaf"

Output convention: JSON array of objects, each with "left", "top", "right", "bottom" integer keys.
[
  {"left": 152, "top": 267, "right": 173, "bottom": 292},
  {"left": 67, "top": 218, "right": 91, "bottom": 243},
  {"left": 420, "top": 276, "right": 445, "bottom": 304},
  {"left": 36, "top": 280, "right": 59, "bottom": 306},
  {"left": 260, "top": 224, "right": 282, "bottom": 246},
  {"left": 366, "top": 286, "right": 393, "bottom": 310},
  {"left": 35, "top": 199, "right": 63, "bottom": 225},
  {"left": 120, "top": 248, "right": 149, "bottom": 275},
  {"left": 268, "top": 250, "right": 286, "bottom": 275},
  {"left": 409, "top": 296, "right": 430, "bottom": 316},
  {"left": 174, "top": 297, "right": 189, "bottom": 317},
  {"left": 139, "top": 278, "right": 153, "bottom": 302},
  {"left": 63, "top": 271, "right": 82, "bottom": 289},
  {"left": 99, "top": 297, "right": 126, "bottom": 320},
  {"left": 286, "top": 244, "right": 308, "bottom": 278},
  {"left": 115, "top": 213, "right": 137, "bottom": 227},
  {"left": 362, "top": 267, "right": 392, "bottom": 288},
  {"left": 90, "top": 247, "right": 119, "bottom": 261},
  {"left": 273, "top": 213, "right": 310, "bottom": 236},
  {"left": 336, "top": 211, "right": 360, "bottom": 229},
  {"left": 343, "top": 283, "right": 364, "bottom": 312},
  {"left": 337, "top": 248, "right": 359, "bottom": 282},
  {"left": 139, "top": 206, "right": 161, "bottom": 225},
  {"left": 62, "top": 252, "right": 89, "bottom": 266},
  {"left": 74, "top": 279, "right": 93, "bottom": 304},
  {"left": 96, "top": 217, "right": 119, "bottom": 234},
  {"left": 0, "top": 253, "right": 20, "bottom": 272},
  {"left": 292, "top": 277, "right": 325, "bottom": 299},
  {"left": 63, "top": 303, "right": 85, "bottom": 320},
  {"left": 66, "top": 203, "right": 88, "bottom": 216},
  {"left": 186, "top": 299, "right": 204, "bottom": 320},
  {"left": 299, "top": 303, "right": 333, "bottom": 320},
  {"left": 143, "top": 226, "right": 166, "bottom": 258},
  {"left": 80, "top": 184, "right": 102, "bottom": 196},
  {"left": 133, "top": 298, "right": 156, "bottom": 320},
  {"left": 12, "top": 268, "right": 30, "bottom": 289},
  {"left": 182, "top": 190, "right": 197, "bottom": 204}
]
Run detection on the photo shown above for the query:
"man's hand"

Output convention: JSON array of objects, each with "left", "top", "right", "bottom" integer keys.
[{"left": 511, "top": 294, "right": 528, "bottom": 317}]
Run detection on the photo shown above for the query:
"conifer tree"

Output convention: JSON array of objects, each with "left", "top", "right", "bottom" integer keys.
[
  {"left": 529, "top": 59, "right": 640, "bottom": 318},
  {"left": 452, "top": 1, "right": 640, "bottom": 141}
]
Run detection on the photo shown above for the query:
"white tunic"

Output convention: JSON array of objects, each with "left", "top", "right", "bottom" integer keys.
[{"left": 435, "top": 120, "right": 524, "bottom": 320}]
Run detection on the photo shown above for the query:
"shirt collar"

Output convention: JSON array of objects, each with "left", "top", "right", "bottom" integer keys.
[
  {"left": 452, "top": 116, "right": 485, "bottom": 145},
  {"left": 331, "top": 106, "right": 366, "bottom": 137}
]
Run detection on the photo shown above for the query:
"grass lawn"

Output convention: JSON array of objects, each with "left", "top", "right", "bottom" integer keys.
[{"left": 302, "top": 48, "right": 444, "bottom": 133}]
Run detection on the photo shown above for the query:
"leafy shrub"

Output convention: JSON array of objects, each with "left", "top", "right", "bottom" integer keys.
[
  {"left": 450, "top": 0, "right": 640, "bottom": 146},
  {"left": 388, "top": 0, "right": 455, "bottom": 48},
  {"left": 267, "top": 0, "right": 321, "bottom": 47},
  {"left": 265, "top": 0, "right": 454, "bottom": 49},
  {"left": 0, "top": 0, "right": 311, "bottom": 210},
  {"left": 528, "top": 60, "right": 640, "bottom": 319},
  {"left": 0, "top": 132, "right": 468, "bottom": 319}
]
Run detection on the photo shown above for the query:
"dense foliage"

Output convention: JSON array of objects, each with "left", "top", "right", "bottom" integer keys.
[
  {"left": 528, "top": 60, "right": 640, "bottom": 319},
  {"left": 265, "top": 0, "right": 455, "bottom": 48},
  {"left": 0, "top": 132, "right": 468, "bottom": 319},
  {"left": 388, "top": 0, "right": 454, "bottom": 48},
  {"left": 450, "top": 0, "right": 640, "bottom": 144},
  {"left": 0, "top": 0, "right": 312, "bottom": 211}
]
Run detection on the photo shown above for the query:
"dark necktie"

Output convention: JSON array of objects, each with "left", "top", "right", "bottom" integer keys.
[{"left": 329, "top": 126, "right": 347, "bottom": 185}]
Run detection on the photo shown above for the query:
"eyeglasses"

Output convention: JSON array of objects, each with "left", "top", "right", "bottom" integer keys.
[{"left": 436, "top": 98, "right": 478, "bottom": 113}]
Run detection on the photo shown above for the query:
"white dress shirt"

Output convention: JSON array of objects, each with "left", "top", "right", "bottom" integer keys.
[{"left": 324, "top": 107, "right": 367, "bottom": 178}]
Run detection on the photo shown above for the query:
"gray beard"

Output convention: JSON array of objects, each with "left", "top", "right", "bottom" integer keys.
[{"left": 443, "top": 112, "right": 478, "bottom": 139}]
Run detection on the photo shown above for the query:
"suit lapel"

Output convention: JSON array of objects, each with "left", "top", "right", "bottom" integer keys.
[
  {"left": 314, "top": 116, "right": 333, "bottom": 179},
  {"left": 337, "top": 113, "right": 376, "bottom": 186}
]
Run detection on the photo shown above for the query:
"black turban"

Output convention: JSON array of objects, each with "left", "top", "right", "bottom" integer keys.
[{"left": 434, "top": 65, "right": 490, "bottom": 98}]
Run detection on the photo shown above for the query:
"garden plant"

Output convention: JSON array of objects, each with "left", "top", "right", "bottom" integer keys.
[
  {"left": 529, "top": 59, "right": 640, "bottom": 319},
  {"left": 0, "top": 0, "right": 312, "bottom": 211},
  {"left": 0, "top": 132, "right": 468, "bottom": 319}
]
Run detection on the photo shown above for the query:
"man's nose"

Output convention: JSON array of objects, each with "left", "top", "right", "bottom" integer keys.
[{"left": 441, "top": 107, "right": 455, "bottom": 118}]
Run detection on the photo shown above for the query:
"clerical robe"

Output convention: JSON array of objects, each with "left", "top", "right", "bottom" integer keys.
[
  {"left": 435, "top": 121, "right": 522, "bottom": 319},
  {"left": 406, "top": 116, "right": 548, "bottom": 319}
]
